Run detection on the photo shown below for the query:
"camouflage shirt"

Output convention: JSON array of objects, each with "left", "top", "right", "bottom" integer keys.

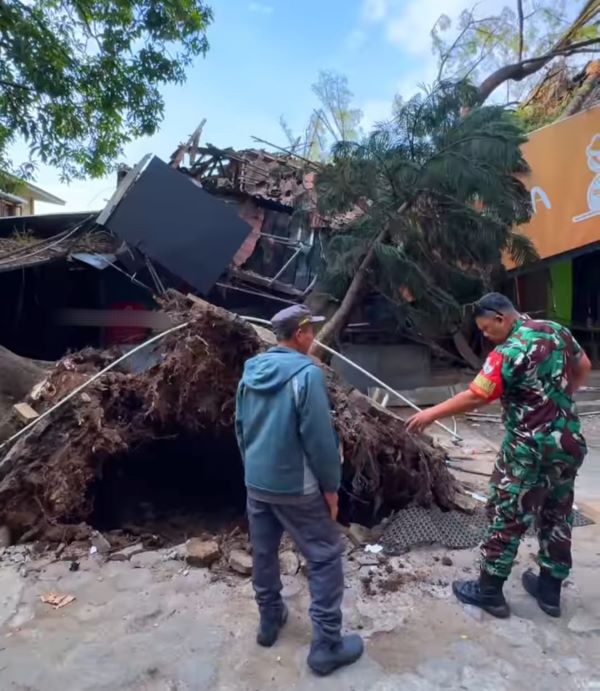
[{"left": 470, "top": 319, "right": 585, "bottom": 451}]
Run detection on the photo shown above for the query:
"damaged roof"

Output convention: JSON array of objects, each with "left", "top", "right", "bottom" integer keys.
[
  {"left": 0, "top": 226, "right": 115, "bottom": 273},
  {"left": 181, "top": 145, "right": 310, "bottom": 209},
  {"left": 521, "top": 59, "right": 600, "bottom": 126}
]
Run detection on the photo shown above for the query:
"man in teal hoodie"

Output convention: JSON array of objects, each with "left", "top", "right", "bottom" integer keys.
[{"left": 235, "top": 305, "right": 364, "bottom": 677}]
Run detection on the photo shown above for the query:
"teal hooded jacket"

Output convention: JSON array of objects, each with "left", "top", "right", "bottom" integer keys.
[{"left": 235, "top": 346, "right": 341, "bottom": 495}]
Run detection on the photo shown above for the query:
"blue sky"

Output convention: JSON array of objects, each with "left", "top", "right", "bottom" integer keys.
[{"left": 22, "top": 0, "right": 494, "bottom": 213}]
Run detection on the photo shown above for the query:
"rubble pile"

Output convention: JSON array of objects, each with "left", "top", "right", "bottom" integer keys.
[{"left": 0, "top": 295, "right": 458, "bottom": 543}]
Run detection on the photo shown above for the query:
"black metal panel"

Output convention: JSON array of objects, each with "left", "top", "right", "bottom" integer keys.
[{"left": 99, "top": 156, "right": 251, "bottom": 294}]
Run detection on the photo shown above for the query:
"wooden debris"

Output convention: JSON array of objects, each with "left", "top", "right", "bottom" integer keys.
[
  {"left": 41, "top": 593, "right": 76, "bottom": 609},
  {"left": 13, "top": 403, "right": 39, "bottom": 423}
]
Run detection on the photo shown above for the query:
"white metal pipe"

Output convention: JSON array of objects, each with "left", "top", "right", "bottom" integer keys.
[
  {"left": 0, "top": 321, "right": 190, "bottom": 453},
  {"left": 239, "top": 315, "right": 462, "bottom": 441},
  {"left": 0, "top": 310, "right": 463, "bottom": 457}
]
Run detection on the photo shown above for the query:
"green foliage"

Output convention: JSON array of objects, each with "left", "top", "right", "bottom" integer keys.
[
  {"left": 280, "top": 71, "right": 363, "bottom": 161},
  {"left": 315, "top": 81, "right": 537, "bottom": 334},
  {"left": 0, "top": 0, "right": 212, "bottom": 180}
]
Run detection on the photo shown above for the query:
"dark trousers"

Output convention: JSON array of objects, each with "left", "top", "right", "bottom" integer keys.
[
  {"left": 481, "top": 440, "right": 584, "bottom": 581},
  {"left": 247, "top": 493, "right": 344, "bottom": 645}
]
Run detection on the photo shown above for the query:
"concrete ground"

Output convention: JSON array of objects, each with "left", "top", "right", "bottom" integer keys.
[{"left": 0, "top": 417, "right": 599, "bottom": 690}]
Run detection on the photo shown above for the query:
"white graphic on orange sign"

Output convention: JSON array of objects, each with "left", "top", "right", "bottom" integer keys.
[
  {"left": 573, "top": 133, "right": 600, "bottom": 223},
  {"left": 530, "top": 186, "right": 551, "bottom": 213}
]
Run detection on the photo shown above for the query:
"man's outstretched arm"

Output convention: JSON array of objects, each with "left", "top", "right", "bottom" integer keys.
[
  {"left": 406, "top": 390, "right": 486, "bottom": 433},
  {"left": 407, "top": 349, "right": 504, "bottom": 433}
]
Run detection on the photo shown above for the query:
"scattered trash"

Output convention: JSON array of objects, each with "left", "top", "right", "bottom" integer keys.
[
  {"left": 90, "top": 530, "right": 111, "bottom": 554},
  {"left": 41, "top": 593, "right": 76, "bottom": 609},
  {"left": 365, "top": 544, "right": 384, "bottom": 555},
  {"left": 464, "top": 491, "right": 487, "bottom": 504},
  {"left": 89, "top": 546, "right": 98, "bottom": 555}
]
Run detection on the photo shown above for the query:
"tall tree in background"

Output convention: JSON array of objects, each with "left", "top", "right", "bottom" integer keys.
[
  {"left": 311, "top": 81, "right": 537, "bottom": 352},
  {"left": 0, "top": 0, "right": 213, "bottom": 181},
  {"left": 433, "top": 0, "right": 600, "bottom": 104},
  {"left": 280, "top": 71, "right": 363, "bottom": 161}
]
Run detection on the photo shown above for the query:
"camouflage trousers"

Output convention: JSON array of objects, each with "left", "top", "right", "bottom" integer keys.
[{"left": 480, "top": 433, "right": 586, "bottom": 581}]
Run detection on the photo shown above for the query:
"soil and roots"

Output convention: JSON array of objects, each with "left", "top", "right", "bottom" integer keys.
[{"left": 0, "top": 294, "right": 458, "bottom": 542}]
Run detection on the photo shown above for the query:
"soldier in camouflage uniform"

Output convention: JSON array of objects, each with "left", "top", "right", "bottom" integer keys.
[{"left": 408, "top": 293, "right": 591, "bottom": 618}]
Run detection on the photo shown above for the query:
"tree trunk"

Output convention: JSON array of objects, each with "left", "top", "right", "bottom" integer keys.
[
  {"left": 476, "top": 1, "right": 600, "bottom": 103},
  {"left": 477, "top": 56, "right": 552, "bottom": 103},
  {"left": 311, "top": 228, "right": 387, "bottom": 357},
  {"left": 311, "top": 201, "right": 412, "bottom": 356},
  {"left": 0, "top": 345, "right": 49, "bottom": 440}
]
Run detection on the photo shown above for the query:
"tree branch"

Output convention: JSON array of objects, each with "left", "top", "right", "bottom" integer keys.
[
  {"left": 435, "top": 9, "right": 500, "bottom": 82},
  {"left": 437, "top": 10, "right": 476, "bottom": 82},
  {"left": 477, "top": 36, "right": 600, "bottom": 102},
  {"left": 0, "top": 79, "right": 33, "bottom": 91},
  {"left": 517, "top": 0, "right": 524, "bottom": 62}
]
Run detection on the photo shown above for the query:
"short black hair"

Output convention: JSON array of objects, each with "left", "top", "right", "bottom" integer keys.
[
  {"left": 473, "top": 292, "right": 517, "bottom": 318},
  {"left": 274, "top": 322, "right": 297, "bottom": 341}
]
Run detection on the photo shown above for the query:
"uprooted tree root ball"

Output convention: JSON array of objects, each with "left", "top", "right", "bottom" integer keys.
[{"left": 0, "top": 295, "right": 459, "bottom": 542}]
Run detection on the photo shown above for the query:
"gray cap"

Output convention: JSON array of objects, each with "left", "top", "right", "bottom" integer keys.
[{"left": 271, "top": 305, "right": 325, "bottom": 336}]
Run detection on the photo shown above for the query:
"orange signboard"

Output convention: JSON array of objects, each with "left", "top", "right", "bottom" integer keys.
[{"left": 506, "top": 105, "right": 600, "bottom": 269}]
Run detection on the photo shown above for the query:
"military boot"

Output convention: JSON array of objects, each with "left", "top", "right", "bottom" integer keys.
[
  {"left": 522, "top": 568, "right": 561, "bottom": 618},
  {"left": 307, "top": 634, "right": 364, "bottom": 676},
  {"left": 452, "top": 572, "right": 510, "bottom": 618},
  {"left": 257, "top": 603, "right": 288, "bottom": 647}
]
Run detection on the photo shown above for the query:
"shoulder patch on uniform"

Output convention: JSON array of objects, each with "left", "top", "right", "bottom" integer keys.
[{"left": 473, "top": 373, "right": 496, "bottom": 395}]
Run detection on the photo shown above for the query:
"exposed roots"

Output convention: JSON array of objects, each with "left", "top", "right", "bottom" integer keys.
[{"left": 0, "top": 295, "right": 459, "bottom": 541}]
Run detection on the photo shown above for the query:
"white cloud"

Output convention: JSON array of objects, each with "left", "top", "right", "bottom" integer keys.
[
  {"left": 385, "top": 0, "right": 466, "bottom": 56},
  {"left": 248, "top": 2, "right": 273, "bottom": 14},
  {"left": 346, "top": 29, "right": 367, "bottom": 51},
  {"left": 362, "top": 0, "right": 388, "bottom": 23},
  {"left": 384, "top": 0, "right": 498, "bottom": 56}
]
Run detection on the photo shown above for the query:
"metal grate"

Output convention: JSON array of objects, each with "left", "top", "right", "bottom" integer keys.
[{"left": 381, "top": 505, "right": 594, "bottom": 555}]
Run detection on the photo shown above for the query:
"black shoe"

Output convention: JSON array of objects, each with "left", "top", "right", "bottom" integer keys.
[
  {"left": 307, "top": 634, "right": 364, "bottom": 676},
  {"left": 453, "top": 573, "right": 510, "bottom": 618},
  {"left": 257, "top": 604, "right": 288, "bottom": 647},
  {"left": 522, "top": 569, "right": 561, "bottom": 618}
]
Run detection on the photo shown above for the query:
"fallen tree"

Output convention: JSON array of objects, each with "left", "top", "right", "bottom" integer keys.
[
  {"left": 0, "top": 345, "right": 51, "bottom": 441},
  {"left": 0, "top": 295, "right": 458, "bottom": 543}
]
